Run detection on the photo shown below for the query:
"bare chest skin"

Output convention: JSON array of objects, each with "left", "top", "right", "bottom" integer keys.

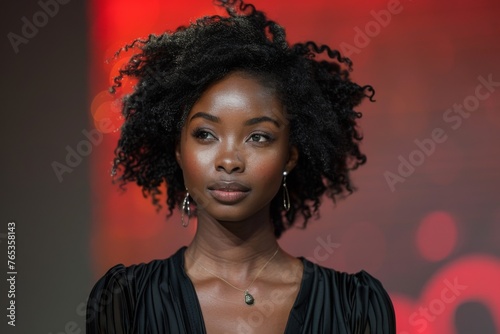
[{"left": 187, "top": 258, "right": 303, "bottom": 334}]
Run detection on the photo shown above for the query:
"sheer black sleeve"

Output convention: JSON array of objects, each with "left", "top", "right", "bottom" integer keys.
[
  {"left": 86, "top": 264, "right": 136, "bottom": 334},
  {"left": 350, "top": 270, "right": 396, "bottom": 334}
]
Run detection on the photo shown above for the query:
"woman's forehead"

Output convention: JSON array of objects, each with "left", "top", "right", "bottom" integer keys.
[{"left": 187, "top": 72, "right": 286, "bottom": 122}]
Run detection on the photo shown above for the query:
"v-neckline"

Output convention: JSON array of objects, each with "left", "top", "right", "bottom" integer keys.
[{"left": 178, "top": 246, "right": 311, "bottom": 333}]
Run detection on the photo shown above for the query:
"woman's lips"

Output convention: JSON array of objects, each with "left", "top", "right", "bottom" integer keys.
[
  {"left": 208, "top": 189, "right": 250, "bottom": 204},
  {"left": 207, "top": 181, "right": 250, "bottom": 204}
]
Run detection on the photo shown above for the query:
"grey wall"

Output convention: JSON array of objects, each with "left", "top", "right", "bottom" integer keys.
[{"left": 1, "top": 0, "right": 90, "bottom": 333}]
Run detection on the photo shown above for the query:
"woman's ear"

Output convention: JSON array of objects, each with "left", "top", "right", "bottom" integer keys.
[
  {"left": 175, "top": 142, "right": 183, "bottom": 169},
  {"left": 285, "top": 145, "right": 299, "bottom": 173}
]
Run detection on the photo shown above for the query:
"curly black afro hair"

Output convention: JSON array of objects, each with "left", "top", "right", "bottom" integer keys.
[{"left": 110, "top": 0, "right": 374, "bottom": 238}]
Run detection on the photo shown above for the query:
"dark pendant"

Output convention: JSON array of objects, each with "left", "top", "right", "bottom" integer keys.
[{"left": 244, "top": 290, "right": 254, "bottom": 305}]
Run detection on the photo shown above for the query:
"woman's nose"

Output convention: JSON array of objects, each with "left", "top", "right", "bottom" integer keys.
[{"left": 215, "top": 141, "right": 245, "bottom": 174}]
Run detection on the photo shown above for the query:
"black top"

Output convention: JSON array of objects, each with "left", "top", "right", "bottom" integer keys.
[{"left": 86, "top": 247, "right": 395, "bottom": 333}]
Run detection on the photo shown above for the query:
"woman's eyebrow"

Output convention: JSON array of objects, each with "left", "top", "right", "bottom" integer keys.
[
  {"left": 189, "top": 112, "right": 220, "bottom": 123},
  {"left": 244, "top": 116, "right": 281, "bottom": 128},
  {"left": 189, "top": 113, "right": 281, "bottom": 128}
]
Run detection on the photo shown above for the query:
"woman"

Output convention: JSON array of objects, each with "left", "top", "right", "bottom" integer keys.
[{"left": 86, "top": 1, "right": 396, "bottom": 333}]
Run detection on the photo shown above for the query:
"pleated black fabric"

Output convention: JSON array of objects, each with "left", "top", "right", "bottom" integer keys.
[{"left": 87, "top": 247, "right": 395, "bottom": 333}]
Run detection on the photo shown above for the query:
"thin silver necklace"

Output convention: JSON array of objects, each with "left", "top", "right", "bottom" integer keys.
[{"left": 188, "top": 247, "right": 280, "bottom": 305}]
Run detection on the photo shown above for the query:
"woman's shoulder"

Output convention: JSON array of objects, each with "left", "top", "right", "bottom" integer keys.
[
  {"left": 88, "top": 247, "right": 185, "bottom": 309},
  {"left": 299, "top": 258, "right": 396, "bottom": 333},
  {"left": 91, "top": 246, "right": 186, "bottom": 290},
  {"left": 302, "top": 258, "right": 391, "bottom": 296},
  {"left": 86, "top": 247, "right": 187, "bottom": 333}
]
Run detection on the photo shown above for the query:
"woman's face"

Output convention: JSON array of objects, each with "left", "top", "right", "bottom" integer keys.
[{"left": 176, "top": 71, "right": 298, "bottom": 222}]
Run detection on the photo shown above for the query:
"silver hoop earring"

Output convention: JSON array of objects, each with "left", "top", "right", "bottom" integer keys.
[
  {"left": 282, "top": 171, "right": 290, "bottom": 212},
  {"left": 181, "top": 189, "right": 190, "bottom": 227}
]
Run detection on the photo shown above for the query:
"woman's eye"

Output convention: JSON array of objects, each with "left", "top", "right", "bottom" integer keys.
[
  {"left": 192, "top": 129, "right": 216, "bottom": 140},
  {"left": 249, "top": 134, "right": 270, "bottom": 142}
]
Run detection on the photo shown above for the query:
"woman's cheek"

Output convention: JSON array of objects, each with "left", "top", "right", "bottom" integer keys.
[
  {"left": 181, "top": 145, "right": 212, "bottom": 188},
  {"left": 249, "top": 153, "right": 284, "bottom": 187}
]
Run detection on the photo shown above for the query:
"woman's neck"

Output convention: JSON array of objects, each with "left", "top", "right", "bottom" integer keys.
[{"left": 186, "top": 208, "right": 280, "bottom": 273}]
